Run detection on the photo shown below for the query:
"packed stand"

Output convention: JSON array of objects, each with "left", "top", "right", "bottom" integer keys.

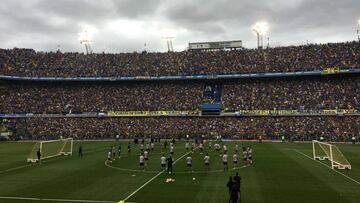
[
  {"left": 222, "top": 76, "right": 360, "bottom": 111},
  {"left": 9, "top": 116, "right": 360, "bottom": 142},
  {"left": 0, "top": 81, "right": 203, "bottom": 113},
  {"left": 0, "top": 41, "right": 359, "bottom": 77}
]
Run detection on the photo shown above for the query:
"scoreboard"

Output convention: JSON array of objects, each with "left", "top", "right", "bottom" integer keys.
[{"left": 188, "top": 40, "right": 242, "bottom": 50}]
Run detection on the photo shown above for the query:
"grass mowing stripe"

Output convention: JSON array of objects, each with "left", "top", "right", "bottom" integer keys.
[
  {"left": 123, "top": 148, "right": 196, "bottom": 202},
  {"left": 293, "top": 149, "right": 360, "bottom": 185}
]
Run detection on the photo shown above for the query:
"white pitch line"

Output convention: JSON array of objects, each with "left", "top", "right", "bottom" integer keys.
[
  {"left": 0, "top": 164, "right": 32, "bottom": 174},
  {"left": 293, "top": 149, "right": 360, "bottom": 185},
  {"left": 0, "top": 196, "right": 40, "bottom": 201},
  {"left": 42, "top": 198, "right": 115, "bottom": 203},
  {"left": 105, "top": 161, "right": 158, "bottom": 174},
  {"left": 123, "top": 149, "right": 195, "bottom": 202},
  {"left": 0, "top": 196, "right": 115, "bottom": 203}
]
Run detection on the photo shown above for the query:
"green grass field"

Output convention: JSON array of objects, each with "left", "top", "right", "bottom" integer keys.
[{"left": 0, "top": 140, "right": 359, "bottom": 203}]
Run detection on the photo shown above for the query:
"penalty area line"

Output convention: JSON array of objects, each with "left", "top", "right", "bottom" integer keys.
[
  {"left": 0, "top": 164, "right": 32, "bottom": 174},
  {"left": 123, "top": 149, "right": 196, "bottom": 202},
  {"left": 293, "top": 149, "right": 360, "bottom": 185},
  {"left": 0, "top": 196, "right": 116, "bottom": 203}
]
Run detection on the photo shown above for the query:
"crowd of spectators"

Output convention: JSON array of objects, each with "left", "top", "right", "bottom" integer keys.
[
  {"left": 1, "top": 76, "right": 359, "bottom": 113},
  {"left": 222, "top": 76, "right": 360, "bottom": 111},
  {"left": 0, "top": 76, "right": 360, "bottom": 114},
  {"left": 0, "top": 81, "right": 203, "bottom": 113},
  {"left": 1, "top": 41, "right": 360, "bottom": 142},
  {"left": 10, "top": 116, "right": 360, "bottom": 142},
  {"left": 1, "top": 41, "right": 359, "bottom": 77}
]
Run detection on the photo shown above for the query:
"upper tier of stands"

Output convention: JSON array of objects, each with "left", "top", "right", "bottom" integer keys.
[{"left": 1, "top": 41, "right": 359, "bottom": 77}]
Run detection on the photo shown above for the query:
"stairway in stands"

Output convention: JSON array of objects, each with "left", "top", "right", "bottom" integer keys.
[{"left": 202, "top": 83, "right": 223, "bottom": 116}]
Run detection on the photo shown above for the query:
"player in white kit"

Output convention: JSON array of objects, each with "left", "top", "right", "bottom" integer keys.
[
  {"left": 222, "top": 152, "right": 228, "bottom": 171},
  {"left": 204, "top": 153, "right": 210, "bottom": 170}
]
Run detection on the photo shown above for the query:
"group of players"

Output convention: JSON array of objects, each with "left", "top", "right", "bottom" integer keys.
[
  {"left": 106, "top": 139, "right": 253, "bottom": 173},
  {"left": 196, "top": 141, "right": 253, "bottom": 171}
]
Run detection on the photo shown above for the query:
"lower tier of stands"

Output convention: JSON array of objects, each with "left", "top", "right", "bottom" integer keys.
[{"left": 7, "top": 116, "right": 359, "bottom": 141}]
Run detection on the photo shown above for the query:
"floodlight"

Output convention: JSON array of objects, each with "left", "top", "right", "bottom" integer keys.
[{"left": 252, "top": 21, "right": 269, "bottom": 36}]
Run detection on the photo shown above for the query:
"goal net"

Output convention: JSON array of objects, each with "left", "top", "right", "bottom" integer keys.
[
  {"left": 27, "top": 138, "right": 73, "bottom": 162},
  {"left": 312, "top": 140, "right": 351, "bottom": 170}
]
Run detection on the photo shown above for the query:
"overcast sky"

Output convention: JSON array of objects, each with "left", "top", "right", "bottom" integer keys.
[{"left": 0, "top": 0, "right": 359, "bottom": 53}]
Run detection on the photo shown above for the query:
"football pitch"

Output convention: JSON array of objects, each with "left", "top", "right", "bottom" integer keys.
[{"left": 0, "top": 141, "right": 359, "bottom": 203}]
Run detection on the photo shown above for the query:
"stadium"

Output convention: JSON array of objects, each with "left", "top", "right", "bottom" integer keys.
[{"left": 0, "top": 1, "right": 360, "bottom": 203}]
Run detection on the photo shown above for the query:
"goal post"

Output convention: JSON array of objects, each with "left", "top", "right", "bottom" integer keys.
[
  {"left": 312, "top": 140, "right": 351, "bottom": 170},
  {"left": 27, "top": 138, "right": 73, "bottom": 162}
]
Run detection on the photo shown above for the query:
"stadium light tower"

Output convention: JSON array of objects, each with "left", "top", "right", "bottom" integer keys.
[
  {"left": 252, "top": 21, "right": 269, "bottom": 49},
  {"left": 357, "top": 19, "right": 360, "bottom": 41},
  {"left": 78, "top": 29, "right": 93, "bottom": 54},
  {"left": 162, "top": 37, "right": 175, "bottom": 52}
]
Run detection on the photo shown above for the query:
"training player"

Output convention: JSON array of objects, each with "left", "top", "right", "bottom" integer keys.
[
  {"left": 233, "top": 151, "right": 238, "bottom": 168},
  {"left": 191, "top": 142, "right": 195, "bottom": 151},
  {"left": 118, "top": 144, "right": 121, "bottom": 158},
  {"left": 140, "top": 143, "right": 144, "bottom": 152},
  {"left": 242, "top": 146, "right": 247, "bottom": 165},
  {"left": 37, "top": 148, "right": 41, "bottom": 164},
  {"left": 199, "top": 142, "right": 203, "bottom": 154},
  {"left": 170, "top": 141, "right": 174, "bottom": 149},
  {"left": 185, "top": 142, "right": 190, "bottom": 151},
  {"left": 170, "top": 145, "right": 174, "bottom": 155},
  {"left": 186, "top": 154, "right": 192, "bottom": 172},
  {"left": 222, "top": 152, "right": 228, "bottom": 171},
  {"left": 146, "top": 143, "right": 150, "bottom": 151},
  {"left": 112, "top": 146, "right": 116, "bottom": 160},
  {"left": 164, "top": 140, "right": 168, "bottom": 149},
  {"left": 223, "top": 144, "right": 227, "bottom": 153},
  {"left": 167, "top": 155, "right": 173, "bottom": 175},
  {"left": 209, "top": 141, "right": 212, "bottom": 150},
  {"left": 144, "top": 150, "right": 149, "bottom": 165},
  {"left": 204, "top": 153, "right": 210, "bottom": 170},
  {"left": 139, "top": 153, "right": 145, "bottom": 170},
  {"left": 161, "top": 154, "right": 166, "bottom": 169},
  {"left": 128, "top": 143, "right": 131, "bottom": 153},
  {"left": 247, "top": 146, "right": 253, "bottom": 165},
  {"left": 78, "top": 145, "right": 83, "bottom": 158},
  {"left": 107, "top": 150, "right": 112, "bottom": 163},
  {"left": 151, "top": 142, "right": 155, "bottom": 151},
  {"left": 214, "top": 143, "right": 221, "bottom": 152}
]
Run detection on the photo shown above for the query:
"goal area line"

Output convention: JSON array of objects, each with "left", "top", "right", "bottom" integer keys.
[{"left": 293, "top": 149, "right": 360, "bottom": 185}]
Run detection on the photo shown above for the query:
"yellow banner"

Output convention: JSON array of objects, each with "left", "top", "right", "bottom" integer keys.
[
  {"left": 107, "top": 111, "right": 199, "bottom": 117},
  {"left": 323, "top": 67, "right": 340, "bottom": 74},
  {"left": 238, "top": 109, "right": 356, "bottom": 115}
]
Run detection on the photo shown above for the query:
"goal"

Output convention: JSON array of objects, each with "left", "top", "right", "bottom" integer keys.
[
  {"left": 27, "top": 138, "right": 73, "bottom": 162},
  {"left": 312, "top": 140, "right": 351, "bottom": 170}
]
